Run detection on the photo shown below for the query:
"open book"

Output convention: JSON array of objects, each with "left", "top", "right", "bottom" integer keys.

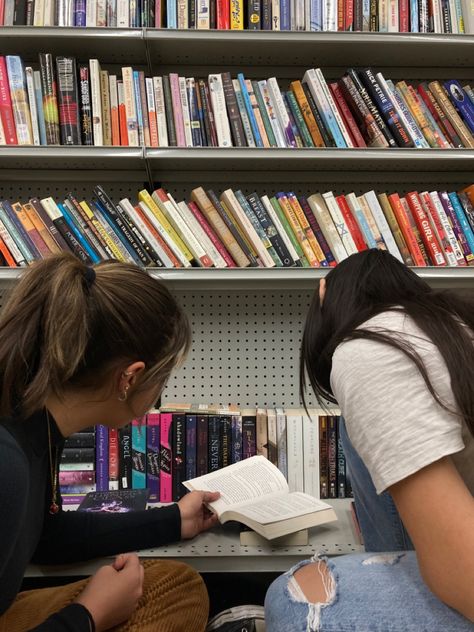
[{"left": 183, "top": 455, "right": 337, "bottom": 540}]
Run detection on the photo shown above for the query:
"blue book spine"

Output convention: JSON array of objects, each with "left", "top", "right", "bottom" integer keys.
[
  {"left": 185, "top": 414, "right": 197, "bottom": 481},
  {"left": 58, "top": 202, "right": 100, "bottom": 263},
  {"left": 282, "top": 92, "right": 301, "bottom": 148},
  {"left": 93, "top": 199, "right": 142, "bottom": 266},
  {"left": 410, "top": 0, "right": 419, "bottom": 31},
  {"left": 187, "top": 80, "right": 202, "bottom": 147},
  {"left": 0, "top": 200, "right": 36, "bottom": 262},
  {"left": 74, "top": 0, "right": 87, "bottom": 25},
  {"left": 34, "top": 74, "right": 47, "bottom": 145},
  {"left": 132, "top": 420, "right": 147, "bottom": 489},
  {"left": 448, "top": 192, "right": 474, "bottom": 255},
  {"left": 133, "top": 71, "right": 145, "bottom": 147},
  {"left": 310, "top": 0, "right": 322, "bottom": 29},
  {"left": 444, "top": 80, "right": 474, "bottom": 134},
  {"left": 167, "top": 0, "right": 177, "bottom": 26},
  {"left": 96, "top": 425, "right": 109, "bottom": 491},
  {"left": 237, "top": 73, "right": 263, "bottom": 147},
  {"left": 280, "top": 0, "right": 291, "bottom": 29},
  {"left": 231, "top": 415, "right": 242, "bottom": 464},
  {"left": 440, "top": 192, "right": 473, "bottom": 263},
  {"left": 146, "top": 412, "right": 160, "bottom": 501}
]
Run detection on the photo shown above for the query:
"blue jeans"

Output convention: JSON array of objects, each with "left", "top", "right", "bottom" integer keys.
[{"left": 264, "top": 419, "right": 474, "bottom": 631}]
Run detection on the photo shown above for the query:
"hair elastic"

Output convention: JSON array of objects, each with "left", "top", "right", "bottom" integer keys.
[{"left": 83, "top": 266, "right": 96, "bottom": 287}]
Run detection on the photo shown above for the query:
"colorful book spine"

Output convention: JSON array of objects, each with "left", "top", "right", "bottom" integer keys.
[
  {"left": 119, "top": 424, "right": 132, "bottom": 489},
  {"left": 6, "top": 56, "right": 33, "bottom": 145},
  {"left": 185, "top": 414, "right": 197, "bottom": 481},
  {"left": 159, "top": 413, "right": 173, "bottom": 502},
  {"left": 146, "top": 412, "right": 160, "bottom": 501},
  {"left": 132, "top": 419, "right": 146, "bottom": 489},
  {"left": 95, "top": 424, "right": 109, "bottom": 491}
]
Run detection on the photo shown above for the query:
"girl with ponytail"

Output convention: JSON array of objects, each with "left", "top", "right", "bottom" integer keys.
[{"left": 0, "top": 253, "right": 218, "bottom": 632}]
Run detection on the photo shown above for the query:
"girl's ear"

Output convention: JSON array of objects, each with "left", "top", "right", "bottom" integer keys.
[{"left": 118, "top": 361, "right": 145, "bottom": 393}]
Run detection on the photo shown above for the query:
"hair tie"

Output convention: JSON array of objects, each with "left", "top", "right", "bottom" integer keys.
[{"left": 83, "top": 266, "right": 96, "bottom": 287}]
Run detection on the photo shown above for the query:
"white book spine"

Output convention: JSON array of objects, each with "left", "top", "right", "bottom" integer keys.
[
  {"left": 153, "top": 77, "right": 169, "bottom": 148},
  {"left": 364, "top": 190, "right": 404, "bottom": 262},
  {"left": 378, "top": 0, "right": 389, "bottom": 30},
  {"left": 208, "top": 74, "right": 233, "bottom": 148},
  {"left": 429, "top": 191, "right": 465, "bottom": 264},
  {"left": 432, "top": 0, "right": 443, "bottom": 31},
  {"left": 57, "top": 0, "right": 67, "bottom": 25},
  {"left": 197, "top": 0, "right": 210, "bottom": 27},
  {"left": 305, "top": 0, "right": 311, "bottom": 29},
  {"left": 138, "top": 201, "right": 189, "bottom": 267},
  {"left": 109, "top": 74, "right": 118, "bottom": 112},
  {"left": 119, "top": 198, "right": 174, "bottom": 267},
  {"left": 89, "top": 59, "right": 103, "bottom": 146},
  {"left": 448, "top": 0, "right": 460, "bottom": 31},
  {"left": 40, "top": 196, "right": 63, "bottom": 222},
  {"left": 307, "top": 194, "right": 347, "bottom": 262},
  {"left": 166, "top": 192, "right": 212, "bottom": 265},
  {"left": 285, "top": 413, "right": 304, "bottom": 493},
  {"left": 0, "top": 114, "right": 5, "bottom": 145},
  {"left": 97, "top": 0, "right": 107, "bottom": 24},
  {"left": 275, "top": 408, "right": 287, "bottom": 480},
  {"left": 314, "top": 67, "right": 353, "bottom": 147},
  {"left": 0, "top": 217, "right": 25, "bottom": 265},
  {"left": 178, "top": 200, "right": 226, "bottom": 267},
  {"left": 388, "top": 0, "right": 398, "bottom": 30},
  {"left": 122, "top": 67, "right": 139, "bottom": 147},
  {"left": 25, "top": 67, "right": 41, "bottom": 146},
  {"left": 86, "top": 0, "right": 97, "bottom": 25},
  {"left": 357, "top": 194, "right": 386, "bottom": 249},
  {"left": 303, "top": 412, "right": 320, "bottom": 498},
  {"left": 267, "top": 76, "right": 295, "bottom": 147},
  {"left": 117, "top": 0, "right": 129, "bottom": 25},
  {"left": 107, "top": 0, "right": 117, "bottom": 25},
  {"left": 323, "top": 191, "right": 358, "bottom": 255},
  {"left": 178, "top": 76, "right": 194, "bottom": 148},
  {"left": 43, "top": 0, "right": 55, "bottom": 24},
  {"left": 177, "top": 0, "right": 188, "bottom": 27},
  {"left": 295, "top": 0, "right": 305, "bottom": 28},
  {"left": 322, "top": 0, "right": 337, "bottom": 29},
  {"left": 461, "top": 0, "right": 474, "bottom": 33},
  {"left": 3, "top": 0, "right": 15, "bottom": 25},
  {"left": 261, "top": 195, "right": 299, "bottom": 263},
  {"left": 272, "top": 0, "right": 280, "bottom": 28},
  {"left": 145, "top": 77, "right": 158, "bottom": 147},
  {"left": 267, "top": 409, "right": 277, "bottom": 465},
  {"left": 258, "top": 79, "right": 286, "bottom": 148}
]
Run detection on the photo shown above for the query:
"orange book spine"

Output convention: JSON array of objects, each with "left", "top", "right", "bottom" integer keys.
[
  {"left": 388, "top": 193, "right": 426, "bottom": 266},
  {"left": 23, "top": 202, "right": 60, "bottom": 254},
  {"left": 290, "top": 80, "right": 325, "bottom": 148},
  {"left": 463, "top": 184, "right": 474, "bottom": 207},
  {"left": 406, "top": 191, "right": 446, "bottom": 266},
  {"left": 287, "top": 194, "right": 325, "bottom": 266},
  {"left": 117, "top": 80, "right": 129, "bottom": 146},
  {"left": 0, "top": 234, "right": 17, "bottom": 267}
]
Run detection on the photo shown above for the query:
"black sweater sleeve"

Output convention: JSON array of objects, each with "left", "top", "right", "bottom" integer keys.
[
  {"left": 28, "top": 604, "right": 94, "bottom": 632},
  {"left": 32, "top": 504, "right": 181, "bottom": 564}
]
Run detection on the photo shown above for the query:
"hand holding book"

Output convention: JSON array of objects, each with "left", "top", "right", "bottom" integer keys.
[{"left": 178, "top": 489, "right": 221, "bottom": 539}]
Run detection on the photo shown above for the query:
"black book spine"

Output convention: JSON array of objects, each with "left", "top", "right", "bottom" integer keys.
[
  {"left": 242, "top": 415, "right": 256, "bottom": 459},
  {"left": 25, "top": 0, "right": 34, "bottom": 24},
  {"left": 328, "top": 416, "right": 337, "bottom": 499},
  {"left": 207, "top": 189, "right": 258, "bottom": 266},
  {"left": 66, "top": 193, "right": 111, "bottom": 259},
  {"left": 56, "top": 57, "right": 81, "bottom": 146},
  {"left": 336, "top": 418, "right": 347, "bottom": 498},
  {"left": 319, "top": 417, "right": 328, "bottom": 499},
  {"left": 359, "top": 68, "right": 413, "bottom": 147},
  {"left": 220, "top": 416, "right": 232, "bottom": 469},
  {"left": 262, "top": 0, "right": 272, "bottom": 28},
  {"left": 198, "top": 79, "right": 214, "bottom": 147},
  {"left": 203, "top": 81, "right": 219, "bottom": 147},
  {"left": 117, "top": 201, "right": 163, "bottom": 266},
  {"left": 247, "top": 192, "right": 294, "bottom": 266},
  {"left": 187, "top": 78, "right": 202, "bottom": 147},
  {"left": 221, "top": 72, "right": 247, "bottom": 147},
  {"left": 189, "top": 0, "right": 196, "bottom": 27},
  {"left": 369, "top": 0, "right": 378, "bottom": 30},
  {"left": 172, "top": 414, "right": 186, "bottom": 501},
  {"left": 54, "top": 215, "right": 91, "bottom": 263},
  {"left": 39, "top": 53, "right": 60, "bottom": 145},
  {"left": 61, "top": 448, "right": 95, "bottom": 463},
  {"left": 29, "top": 197, "right": 71, "bottom": 252},
  {"left": 353, "top": 0, "right": 363, "bottom": 30},
  {"left": 208, "top": 416, "right": 221, "bottom": 472},
  {"left": 441, "top": 0, "right": 451, "bottom": 32},
  {"left": 247, "top": 0, "right": 261, "bottom": 28},
  {"left": 347, "top": 68, "right": 397, "bottom": 147},
  {"left": 162, "top": 75, "right": 177, "bottom": 147},
  {"left": 94, "top": 185, "right": 150, "bottom": 266},
  {"left": 301, "top": 82, "right": 335, "bottom": 147},
  {"left": 64, "top": 432, "right": 96, "bottom": 448},
  {"left": 196, "top": 415, "right": 208, "bottom": 476},
  {"left": 458, "top": 192, "right": 474, "bottom": 234},
  {"left": 13, "top": 0, "right": 27, "bottom": 24},
  {"left": 119, "top": 424, "right": 133, "bottom": 489},
  {"left": 210, "top": 0, "right": 217, "bottom": 27},
  {"left": 78, "top": 65, "right": 94, "bottom": 146}
]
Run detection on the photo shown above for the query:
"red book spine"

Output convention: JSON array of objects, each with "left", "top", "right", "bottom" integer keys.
[
  {"left": 388, "top": 193, "right": 426, "bottom": 266},
  {"left": 109, "top": 428, "right": 119, "bottom": 490},
  {"left": 0, "top": 235, "right": 17, "bottom": 267},
  {"left": 344, "top": 0, "right": 354, "bottom": 29},
  {"left": 335, "top": 195, "right": 368, "bottom": 252},
  {"left": 0, "top": 0, "right": 5, "bottom": 25},
  {"left": 406, "top": 191, "right": 446, "bottom": 266},
  {"left": 329, "top": 82, "right": 367, "bottom": 148},
  {"left": 417, "top": 84, "right": 460, "bottom": 148},
  {"left": 187, "top": 200, "right": 236, "bottom": 267},
  {"left": 420, "top": 191, "right": 457, "bottom": 266},
  {"left": 154, "top": 0, "right": 162, "bottom": 26},
  {"left": 217, "top": 0, "right": 230, "bottom": 28},
  {"left": 0, "top": 56, "right": 18, "bottom": 145},
  {"left": 398, "top": 0, "right": 409, "bottom": 30},
  {"left": 338, "top": 0, "right": 345, "bottom": 29}
]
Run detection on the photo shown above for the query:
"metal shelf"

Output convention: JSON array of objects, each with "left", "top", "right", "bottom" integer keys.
[{"left": 26, "top": 499, "right": 361, "bottom": 576}]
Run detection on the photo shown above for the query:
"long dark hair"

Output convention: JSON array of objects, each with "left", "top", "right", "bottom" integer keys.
[{"left": 300, "top": 249, "right": 474, "bottom": 438}]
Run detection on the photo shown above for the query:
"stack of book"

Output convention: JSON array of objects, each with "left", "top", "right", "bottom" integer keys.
[
  {"left": 1, "top": 55, "right": 474, "bottom": 149},
  {"left": 59, "top": 405, "right": 349, "bottom": 505},
  {"left": 2, "top": 0, "right": 473, "bottom": 32},
  {"left": 1, "top": 183, "right": 474, "bottom": 269}
]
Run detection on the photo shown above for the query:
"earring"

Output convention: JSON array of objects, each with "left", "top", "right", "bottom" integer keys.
[{"left": 118, "top": 385, "right": 130, "bottom": 402}]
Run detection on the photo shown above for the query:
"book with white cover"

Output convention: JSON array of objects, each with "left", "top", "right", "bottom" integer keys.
[
  {"left": 178, "top": 76, "right": 193, "bottom": 147},
  {"left": 25, "top": 67, "right": 41, "bottom": 146},
  {"left": 303, "top": 410, "right": 320, "bottom": 499},
  {"left": 364, "top": 190, "right": 403, "bottom": 261},
  {"left": 178, "top": 201, "right": 226, "bottom": 268},
  {"left": 322, "top": 191, "right": 358, "bottom": 255},
  {"left": 285, "top": 410, "right": 304, "bottom": 494},
  {"left": 208, "top": 74, "right": 233, "bottom": 148},
  {"left": 89, "top": 59, "right": 103, "bottom": 146},
  {"left": 307, "top": 193, "right": 347, "bottom": 263},
  {"left": 122, "top": 67, "right": 139, "bottom": 147},
  {"left": 184, "top": 455, "right": 337, "bottom": 541},
  {"left": 153, "top": 77, "right": 169, "bottom": 147}
]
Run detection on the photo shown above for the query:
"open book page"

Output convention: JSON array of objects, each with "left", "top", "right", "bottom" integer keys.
[
  {"left": 231, "top": 491, "right": 333, "bottom": 525},
  {"left": 183, "top": 455, "right": 288, "bottom": 517}
]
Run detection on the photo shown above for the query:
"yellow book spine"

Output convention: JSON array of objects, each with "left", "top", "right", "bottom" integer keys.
[
  {"left": 230, "top": 0, "right": 244, "bottom": 28},
  {"left": 288, "top": 195, "right": 326, "bottom": 266},
  {"left": 396, "top": 81, "right": 438, "bottom": 148},
  {"left": 80, "top": 200, "right": 125, "bottom": 262},
  {"left": 278, "top": 195, "right": 319, "bottom": 267},
  {"left": 139, "top": 190, "right": 193, "bottom": 261}
]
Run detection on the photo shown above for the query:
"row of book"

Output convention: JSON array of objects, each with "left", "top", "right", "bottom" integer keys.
[
  {"left": 2, "top": 0, "right": 473, "bottom": 32},
  {"left": 59, "top": 406, "right": 349, "bottom": 505},
  {"left": 1, "top": 183, "right": 474, "bottom": 269},
  {"left": 2, "top": 54, "right": 474, "bottom": 149}
]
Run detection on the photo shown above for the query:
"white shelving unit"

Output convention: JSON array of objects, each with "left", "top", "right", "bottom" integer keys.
[{"left": 1, "top": 27, "right": 473, "bottom": 572}]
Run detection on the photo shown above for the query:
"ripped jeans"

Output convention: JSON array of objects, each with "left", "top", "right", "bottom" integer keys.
[{"left": 264, "top": 419, "right": 474, "bottom": 631}]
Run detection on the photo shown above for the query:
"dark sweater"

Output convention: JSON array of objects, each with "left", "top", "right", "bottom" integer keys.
[{"left": 0, "top": 409, "right": 181, "bottom": 631}]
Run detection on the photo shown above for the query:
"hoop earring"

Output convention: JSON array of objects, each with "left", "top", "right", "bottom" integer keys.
[{"left": 118, "top": 386, "right": 130, "bottom": 402}]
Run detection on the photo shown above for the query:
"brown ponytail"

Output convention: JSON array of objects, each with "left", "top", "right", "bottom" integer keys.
[{"left": 0, "top": 253, "right": 190, "bottom": 418}]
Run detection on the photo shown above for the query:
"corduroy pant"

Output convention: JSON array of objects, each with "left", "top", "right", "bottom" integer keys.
[{"left": 0, "top": 560, "right": 209, "bottom": 632}]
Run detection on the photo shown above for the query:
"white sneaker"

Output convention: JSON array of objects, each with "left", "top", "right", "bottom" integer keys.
[{"left": 206, "top": 605, "right": 266, "bottom": 632}]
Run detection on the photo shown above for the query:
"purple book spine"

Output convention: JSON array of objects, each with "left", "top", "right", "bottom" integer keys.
[
  {"left": 439, "top": 191, "right": 473, "bottom": 264},
  {"left": 74, "top": 0, "right": 87, "bottom": 25},
  {"left": 146, "top": 412, "right": 160, "bottom": 501},
  {"left": 231, "top": 414, "right": 242, "bottom": 463},
  {"left": 185, "top": 414, "right": 197, "bottom": 482},
  {"left": 95, "top": 425, "right": 109, "bottom": 491}
]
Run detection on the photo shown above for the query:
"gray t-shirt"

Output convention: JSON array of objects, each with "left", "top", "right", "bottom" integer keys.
[{"left": 330, "top": 310, "right": 474, "bottom": 495}]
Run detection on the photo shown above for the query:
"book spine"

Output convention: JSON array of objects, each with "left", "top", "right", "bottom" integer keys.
[
  {"left": 388, "top": 193, "right": 426, "bottom": 266},
  {"left": 302, "top": 412, "right": 319, "bottom": 498},
  {"left": 6, "top": 56, "right": 33, "bottom": 145},
  {"left": 428, "top": 80, "right": 474, "bottom": 148},
  {"left": 89, "top": 59, "right": 103, "bottom": 146},
  {"left": 0, "top": 56, "right": 18, "bottom": 144},
  {"left": 247, "top": 192, "right": 293, "bottom": 266},
  {"left": 25, "top": 67, "right": 41, "bottom": 146},
  {"left": 196, "top": 415, "right": 208, "bottom": 477},
  {"left": 220, "top": 416, "right": 232, "bottom": 468},
  {"left": 242, "top": 414, "right": 256, "bottom": 459},
  {"left": 304, "top": 69, "right": 347, "bottom": 148},
  {"left": 221, "top": 72, "right": 246, "bottom": 147},
  {"left": 286, "top": 413, "right": 304, "bottom": 492},
  {"left": 328, "top": 81, "right": 367, "bottom": 147},
  {"left": 154, "top": 77, "right": 169, "bottom": 147},
  {"left": 78, "top": 65, "right": 93, "bottom": 146},
  {"left": 238, "top": 73, "right": 264, "bottom": 147},
  {"left": 132, "top": 419, "right": 146, "bottom": 489},
  {"left": 406, "top": 191, "right": 446, "bottom": 266},
  {"left": 429, "top": 191, "right": 466, "bottom": 266},
  {"left": 56, "top": 57, "right": 81, "bottom": 146},
  {"left": 230, "top": 0, "right": 244, "bottom": 27},
  {"left": 209, "top": 74, "right": 233, "bottom": 147},
  {"left": 100, "top": 70, "right": 112, "bottom": 146},
  {"left": 146, "top": 412, "right": 160, "bottom": 501},
  {"left": 232, "top": 79, "right": 256, "bottom": 146},
  {"left": 95, "top": 424, "right": 109, "bottom": 491},
  {"left": 267, "top": 76, "right": 297, "bottom": 147},
  {"left": 208, "top": 416, "right": 221, "bottom": 471},
  {"left": 118, "top": 424, "right": 132, "bottom": 489},
  {"left": 231, "top": 414, "right": 243, "bottom": 464},
  {"left": 363, "top": 190, "right": 403, "bottom": 261},
  {"left": 185, "top": 414, "right": 197, "bottom": 481},
  {"left": 444, "top": 80, "right": 474, "bottom": 134},
  {"left": 186, "top": 78, "right": 202, "bottom": 147},
  {"left": 421, "top": 191, "right": 457, "bottom": 266},
  {"left": 108, "top": 428, "right": 119, "bottom": 490},
  {"left": 448, "top": 191, "right": 474, "bottom": 257},
  {"left": 438, "top": 191, "right": 473, "bottom": 264},
  {"left": 159, "top": 413, "right": 173, "bottom": 502}
]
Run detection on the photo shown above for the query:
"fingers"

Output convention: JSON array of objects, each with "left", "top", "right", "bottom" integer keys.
[
  {"left": 114, "top": 552, "right": 139, "bottom": 571},
  {"left": 201, "top": 512, "right": 219, "bottom": 532},
  {"left": 201, "top": 491, "right": 220, "bottom": 503}
]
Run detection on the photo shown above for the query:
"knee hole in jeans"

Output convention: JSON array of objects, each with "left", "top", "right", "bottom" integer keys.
[{"left": 291, "top": 561, "right": 335, "bottom": 605}]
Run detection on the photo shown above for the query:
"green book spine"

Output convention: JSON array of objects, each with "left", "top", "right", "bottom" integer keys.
[
  {"left": 286, "top": 91, "right": 315, "bottom": 148},
  {"left": 252, "top": 80, "right": 278, "bottom": 147},
  {"left": 269, "top": 196, "right": 310, "bottom": 267}
]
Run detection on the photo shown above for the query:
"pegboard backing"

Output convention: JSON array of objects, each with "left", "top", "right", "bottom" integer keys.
[
  {"left": 0, "top": 180, "right": 149, "bottom": 202},
  {"left": 162, "top": 290, "right": 316, "bottom": 408}
]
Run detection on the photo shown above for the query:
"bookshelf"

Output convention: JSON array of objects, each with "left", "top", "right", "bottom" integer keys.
[{"left": 1, "top": 27, "right": 473, "bottom": 571}]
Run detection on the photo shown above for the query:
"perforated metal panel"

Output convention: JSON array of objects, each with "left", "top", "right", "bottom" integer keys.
[{"left": 162, "top": 290, "right": 316, "bottom": 408}]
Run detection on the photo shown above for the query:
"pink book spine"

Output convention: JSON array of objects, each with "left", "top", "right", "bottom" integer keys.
[
  {"left": 0, "top": 56, "right": 18, "bottom": 145},
  {"left": 329, "top": 82, "right": 367, "bottom": 148},
  {"left": 169, "top": 73, "right": 186, "bottom": 148},
  {"left": 0, "top": 0, "right": 5, "bottom": 25},
  {"left": 154, "top": 0, "right": 162, "bottom": 26},
  {"left": 159, "top": 413, "right": 173, "bottom": 503},
  {"left": 188, "top": 200, "right": 236, "bottom": 267}
]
